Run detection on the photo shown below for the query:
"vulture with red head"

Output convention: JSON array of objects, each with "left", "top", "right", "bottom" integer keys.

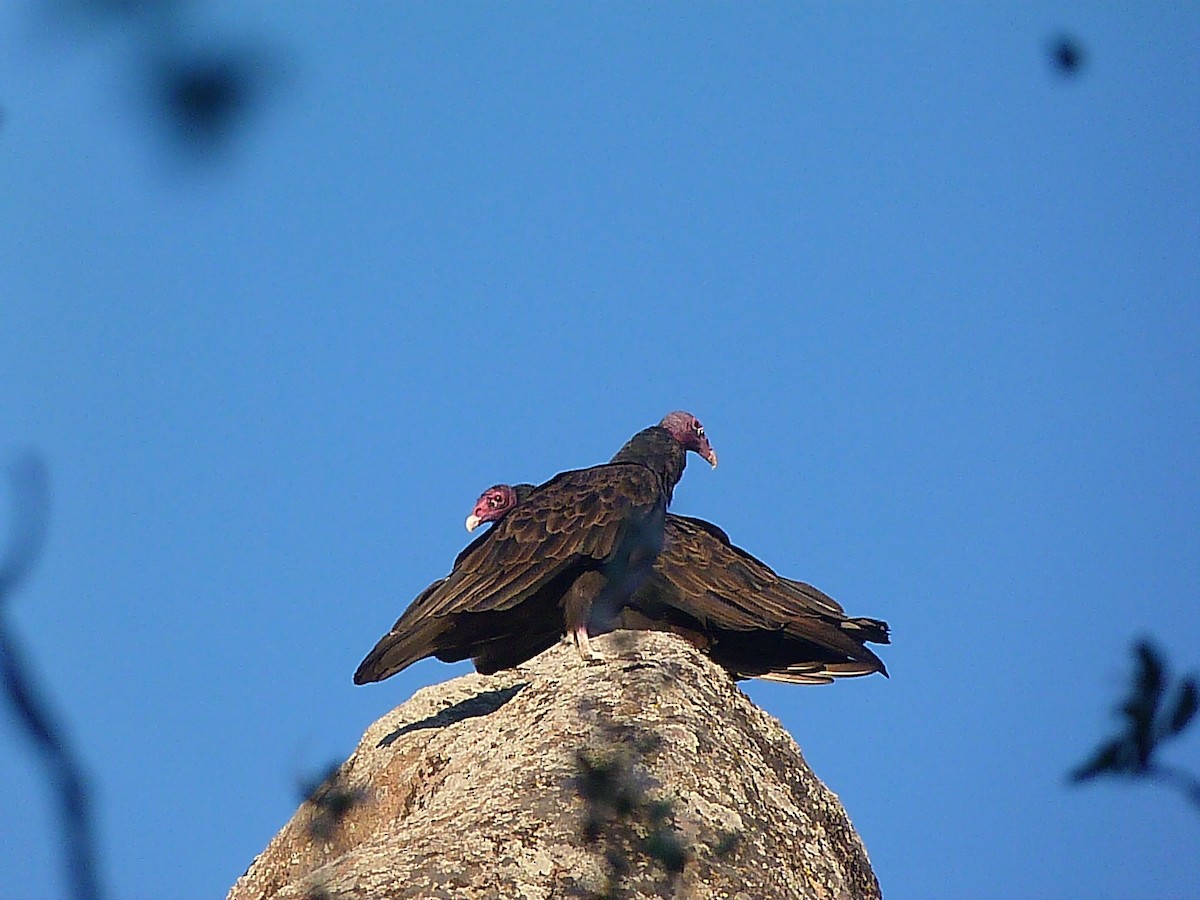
[
  {"left": 353, "top": 412, "right": 716, "bottom": 684},
  {"left": 463, "top": 483, "right": 889, "bottom": 684}
]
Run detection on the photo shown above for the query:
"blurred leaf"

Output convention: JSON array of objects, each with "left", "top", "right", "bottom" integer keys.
[
  {"left": 1070, "top": 739, "right": 1126, "bottom": 782},
  {"left": 642, "top": 829, "right": 688, "bottom": 874},
  {"left": 1167, "top": 679, "right": 1198, "bottom": 737},
  {"left": 1134, "top": 641, "right": 1165, "bottom": 707},
  {"left": 1048, "top": 34, "right": 1086, "bottom": 76},
  {"left": 300, "top": 762, "right": 367, "bottom": 840},
  {"left": 1125, "top": 640, "right": 1166, "bottom": 768},
  {"left": 714, "top": 830, "right": 742, "bottom": 858},
  {"left": 645, "top": 798, "right": 673, "bottom": 825},
  {"left": 156, "top": 50, "right": 258, "bottom": 149}
]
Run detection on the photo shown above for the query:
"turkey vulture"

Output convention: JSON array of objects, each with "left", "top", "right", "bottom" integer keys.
[
  {"left": 353, "top": 411, "right": 716, "bottom": 684},
  {"left": 465, "top": 484, "right": 889, "bottom": 684}
]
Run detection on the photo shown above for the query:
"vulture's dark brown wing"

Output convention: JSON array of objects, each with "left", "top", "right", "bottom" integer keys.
[
  {"left": 633, "top": 515, "right": 889, "bottom": 683},
  {"left": 426, "top": 462, "right": 664, "bottom": 614},
  {"left": 353, "top": 461, "right": 666, "bottom": 684}
]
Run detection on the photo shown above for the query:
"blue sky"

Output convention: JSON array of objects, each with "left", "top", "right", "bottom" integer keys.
[{"left": 2, "top": 5, "right": 1198, "bottom": 898}]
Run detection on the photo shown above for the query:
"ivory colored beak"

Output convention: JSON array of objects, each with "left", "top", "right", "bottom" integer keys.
[
  {"left": 706, "top": 449, "right": 719, "bottom": 469},
  {"left": 465, "top": 514, "right": 483, "bottom": 532}
]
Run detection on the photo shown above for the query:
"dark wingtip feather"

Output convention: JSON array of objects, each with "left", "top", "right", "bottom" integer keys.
[
  {"left": 353, "top": 627, "right": 434, "bottom": 685},
  {"left": 352, "top": 651, "right": 392, "bottom": 685},
  {"left": 842, "top": 616, "right": 891, "bottom": 646},
  {"left": 352, "top": 659, "right": 377, "bottom": 685}
]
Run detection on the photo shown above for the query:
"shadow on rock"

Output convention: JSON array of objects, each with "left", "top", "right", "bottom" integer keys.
[{"left": 379, "top": 683, "right": 529, "bottom": 747}]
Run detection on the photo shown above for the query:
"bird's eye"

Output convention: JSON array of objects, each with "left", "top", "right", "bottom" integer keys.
[
  {"left": 490, "top": 495, "right": 503, "bottom": 507},
  {"left": 694, "top": 421, "right": 704, "bottom": 436}
]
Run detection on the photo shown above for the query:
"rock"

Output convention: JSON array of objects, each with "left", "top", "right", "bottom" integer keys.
[{"left": 227, "top": 630, "right": 881, "bottom": 900}]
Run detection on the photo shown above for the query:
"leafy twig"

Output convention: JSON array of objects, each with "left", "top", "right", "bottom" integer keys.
[{"left": 1070, "top": 639, "right": 1200, "bottom": 811}]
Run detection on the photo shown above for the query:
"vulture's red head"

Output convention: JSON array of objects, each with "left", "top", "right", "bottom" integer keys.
[
  {"left": 660, "top": 411, "right": 718, "bottom": 468},
  {"left": 465, "top": 484, "right": 520, "bottom": 532}
]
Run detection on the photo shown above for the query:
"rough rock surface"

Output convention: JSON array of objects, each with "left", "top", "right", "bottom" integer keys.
[{"left": 228, "top": 630, "right": 881, "bottom": 900}]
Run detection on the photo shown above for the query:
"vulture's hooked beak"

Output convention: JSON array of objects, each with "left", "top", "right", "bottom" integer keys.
[
  {"left": 465, "top": 514, "right": 483, "bottom": 532},
  {"left": 705, "top": 449, "right": 718, "bottom": 469}
]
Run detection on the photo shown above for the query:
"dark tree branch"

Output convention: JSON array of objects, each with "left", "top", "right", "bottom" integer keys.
[
  {"left": 0, "top": 455, "right": 47, "bottom": 598},
  {"left": 0, "top": 454, "right": 103, "bottom": 900}
]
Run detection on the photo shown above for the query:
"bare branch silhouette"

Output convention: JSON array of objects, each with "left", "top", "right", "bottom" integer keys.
[{"left": 0, "top": 454, "right": 104, "bottom": 900}]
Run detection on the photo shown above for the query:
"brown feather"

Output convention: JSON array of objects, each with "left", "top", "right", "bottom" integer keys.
[
  {"left": 621, "top": 515, "right": 889, "bottom": 681},
  {"left": 353, "top": 420, "right": 701, "bottom": 685}
]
